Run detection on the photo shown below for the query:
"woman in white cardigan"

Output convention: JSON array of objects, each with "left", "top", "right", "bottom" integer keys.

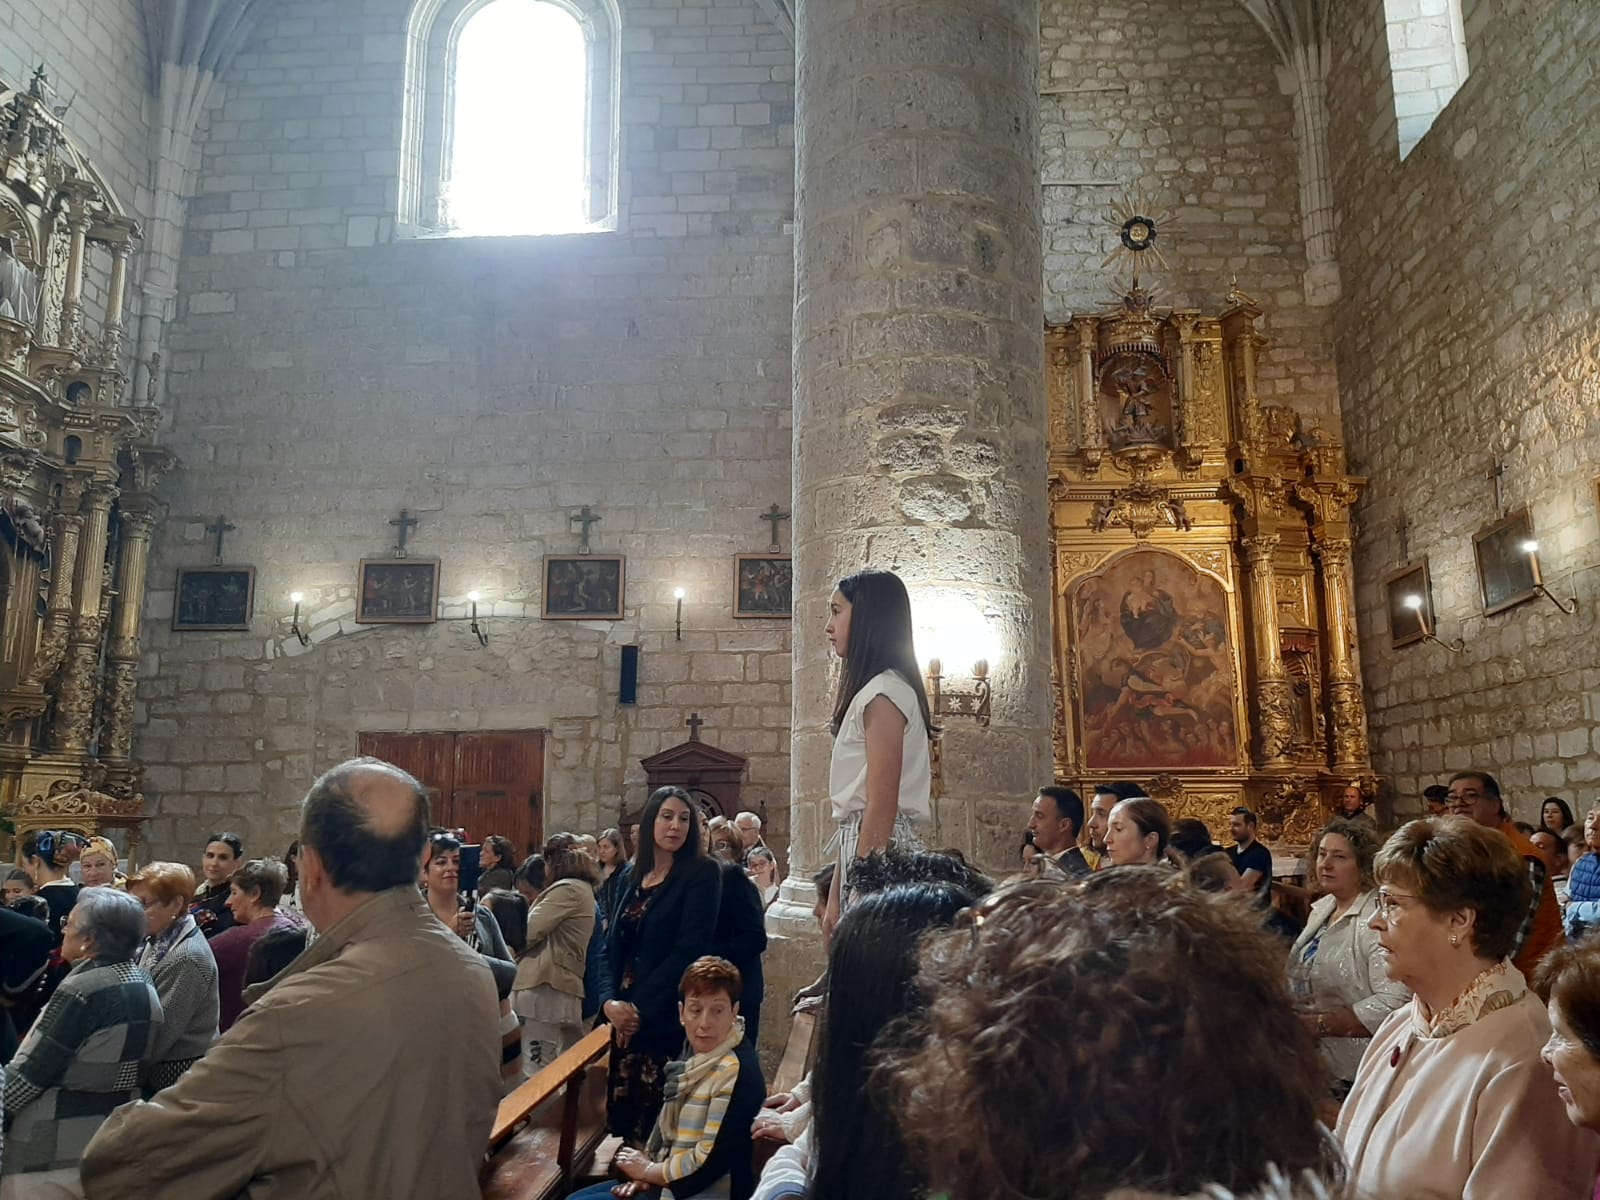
[
  {"left": 1285, "top": 818, "right": 1409, "bottom": 1096},
  {"left": 1337, "top": 816, "right": 1599, "bottom": 1200}
]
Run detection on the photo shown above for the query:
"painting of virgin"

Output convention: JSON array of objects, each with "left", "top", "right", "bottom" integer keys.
[{"left": 1071, "top": 549, "right": 1240, "bottom": 770}]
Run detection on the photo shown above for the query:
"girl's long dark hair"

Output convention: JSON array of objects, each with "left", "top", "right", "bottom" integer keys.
[
  {"left": 829, "top": 569, "right": 936, "bottom": 740},
  {"left": 810, "top": 882, "right": 973, "bottom": 1200},
  {"left": 632, "top": 786, "right": 704, "bottom": 880}
]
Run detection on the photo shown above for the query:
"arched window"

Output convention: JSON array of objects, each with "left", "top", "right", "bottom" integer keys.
[
  {"left": 400, "top": 0, "right": 620, "bottom": 236},
  {"left": 1383, "top": 0, "right": 1469, "bottom": 159}
]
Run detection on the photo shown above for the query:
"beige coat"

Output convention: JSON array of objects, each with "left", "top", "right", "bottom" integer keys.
[
  {"left": 80, "top": 886, "right": 503, "bottom": 1200},
  {"left": 513, "top": 875, "right": 596, "bottom": 999},
  {"left": 1338, "top": 986, "right": 1600, "bottom": 1199}
]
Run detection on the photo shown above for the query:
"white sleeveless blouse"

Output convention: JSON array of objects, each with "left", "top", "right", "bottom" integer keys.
[{"left": 828, "top": 670, "right": 932, "bottom": 824}]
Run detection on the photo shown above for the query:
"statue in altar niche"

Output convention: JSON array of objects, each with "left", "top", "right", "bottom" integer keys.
[
  {"left": 0, "top": 235, "right": 39, "bottom": 327},
  {"left": 1099, "top": 352, "right": 1173, "bottom": 451}
]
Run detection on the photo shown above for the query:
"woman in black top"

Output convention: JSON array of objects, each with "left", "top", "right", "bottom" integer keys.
[
  {"left": 599, "top": 787, "right": 722, "bottom": 1145},
  {"left": 709, "top": 842, "right": 768, "bottom": 1047},
  {"left": 20, "top": 830, "right": 84, "bottom": 943}
]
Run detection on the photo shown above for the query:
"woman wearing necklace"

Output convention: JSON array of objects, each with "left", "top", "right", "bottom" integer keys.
[
  {"left": 598, "top": 786, "right": 721, "bottom": 1145},
  {"left": 1286, "top": 818, "right": 1408, "bottom": 1101},
  {"left": 820, "top": 570, "right": 935, "bottom": 934},
  {"left": 1338, "top": 816, "right": 1598, "bottom": 1198}
]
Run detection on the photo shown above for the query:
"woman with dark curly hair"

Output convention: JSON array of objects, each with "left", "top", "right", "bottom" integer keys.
[
  {"left": 1286, "top": 817, "right": 1409, "bottom": 1097},
  {"left": 880, "top": 868, "right": 1342, "bottom": 1200},
  {"left": 1337, "top": 817, "right": 1598, "bottom": 1198}
]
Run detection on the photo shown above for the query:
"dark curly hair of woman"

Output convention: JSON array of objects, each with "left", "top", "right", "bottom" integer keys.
[{"left": 879, "top": 868, "right": 1344, "bottom": 1200}]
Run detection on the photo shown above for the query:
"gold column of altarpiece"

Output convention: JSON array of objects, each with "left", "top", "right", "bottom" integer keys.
[
  {"left": 0, "top": 72, "right": 174, "bottom": 859},
  {"left": 1047, "top": 283, "right": 1375, "bottom": 846}
]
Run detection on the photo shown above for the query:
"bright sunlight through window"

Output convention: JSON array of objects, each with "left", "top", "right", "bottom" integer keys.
[{"left": 445, "top": 0, "right": 588, "bottom": 236}]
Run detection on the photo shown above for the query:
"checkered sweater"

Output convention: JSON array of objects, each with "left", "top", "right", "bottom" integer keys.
[{"left": 2, "top": 957, "right": 163, "bottom": 1172}]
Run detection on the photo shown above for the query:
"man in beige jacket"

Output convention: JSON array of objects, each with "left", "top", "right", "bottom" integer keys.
[{"left": 80, "top": 758, "right": 503, "bottom": 1200}]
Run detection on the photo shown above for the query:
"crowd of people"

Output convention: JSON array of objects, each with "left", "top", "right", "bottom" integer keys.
[{"left": 0, "top": 565, "right": 1597, "bottom": 1199}]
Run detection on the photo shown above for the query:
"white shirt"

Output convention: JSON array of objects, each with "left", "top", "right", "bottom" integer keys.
[{"left": 828, "top": 670, "right": 932, "bottom": 824}]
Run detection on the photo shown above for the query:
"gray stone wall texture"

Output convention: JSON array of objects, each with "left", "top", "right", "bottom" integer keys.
[
  {"left": 1039, "top": 0, "right": 1341, "bottom": 428},
  {"left": 133, "top": 0, "right": 798, "bottom": 860},
  {"left": 0, "top": 0, "right": 151, "bottom": 218},
  {"left": 1327, "top": 0, "right": 1600, "bottom": 819}
]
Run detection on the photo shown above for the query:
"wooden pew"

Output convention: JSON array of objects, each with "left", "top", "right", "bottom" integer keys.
[
  {"left": 482, "top": 1025, "right": 612, "bottom": 1200},
  {"left": 752, "top": 1009, "right": 817, "bottom": 1176}
]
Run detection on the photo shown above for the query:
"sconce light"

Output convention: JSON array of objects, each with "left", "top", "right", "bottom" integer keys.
[
  {"left": 674, "top": 587, "right": 685, "bottom": 641},
  {"left": 288, "top": 592, "right": 310, "bottom": 646},
  {"left": 1403, "top": 594, "right": 1463, "bottom": 653},
  {"left": 467, "top": 591, "right": 489, "bottom": 646},
  {"left": 1520, "top": 540, "right": 1579, "bottom": 614},
  {"left": 925, "top": 657, "right": 992, "bottom": 726}
]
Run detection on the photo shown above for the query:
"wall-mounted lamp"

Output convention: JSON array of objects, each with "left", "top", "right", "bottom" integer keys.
[
  {"left": 674, "top": 587, "right": 685, "bottom": 641},
  {"left": 288, "top": 592, "right": 310, "bottom": 646},
  {"left": 1403, "top": 594, "right": 1464, "bottom": 653},
  {"left": 925, "top": 657, "right": 992, "bottom": 726},
  {"left": 467, "top": 591, "right": 489, "bottom": 646},
  {"left": 1520, "top": 540, "right": 1579, "bottom": 614}
]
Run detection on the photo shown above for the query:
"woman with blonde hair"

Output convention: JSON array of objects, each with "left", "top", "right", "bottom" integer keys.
[
  {"left": 127, "top": 861, "right": 219, "bottom": 1090},
  {"left": 1337, "top": 816, "right": 1599, "bottom": 1198},
  {"left": 78, "top": 837, "right": 126, "bottom": 890}
]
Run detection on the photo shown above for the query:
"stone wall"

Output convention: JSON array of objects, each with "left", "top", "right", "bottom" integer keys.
[
  {"left": 1328, "top": 0, "right": 1600, "bottom": 818},
  {"left": 134, "top": 0, "right": 796, "bottom": 860},
  {"left": 0, "top": 0, "right": 151, "bottom": 219},
  {"left": 1039, "top": 0, "right": 1341, "bottom": 427}
]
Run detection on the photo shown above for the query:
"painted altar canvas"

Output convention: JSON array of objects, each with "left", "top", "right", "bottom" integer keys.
[{"left": 1071, "top": 549, "right": 1240, "bottom": 770}]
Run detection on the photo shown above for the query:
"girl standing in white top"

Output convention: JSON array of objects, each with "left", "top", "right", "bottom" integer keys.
[{"left": 822, "top": 569, "right": 936, "bottom": 935}]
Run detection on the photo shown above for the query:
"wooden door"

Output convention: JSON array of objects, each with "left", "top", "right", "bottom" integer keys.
[
  {"left": 356, "top": 730, "right": 544, "bottom": 856},
  {"left": 452, "top": 731, "right": 543, "bottom": 857}
]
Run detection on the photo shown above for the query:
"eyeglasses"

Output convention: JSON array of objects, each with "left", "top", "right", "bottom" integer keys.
[{"left": 1374, "top": 889, "right": 1420, "bottom": 920}]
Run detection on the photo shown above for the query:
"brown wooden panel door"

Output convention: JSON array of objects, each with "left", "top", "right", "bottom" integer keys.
[
  {"left": 452, "top": 731, "right": 545, "bottom": 858},
  {"left": 357, "top": 732, "right": 457, "bottom": 829}
]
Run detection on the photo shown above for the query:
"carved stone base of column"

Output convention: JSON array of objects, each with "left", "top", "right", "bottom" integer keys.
[
  {"left": 1328, "top": 680, "right": 1370, "bottom": 770},
  {"left": 51, "top": 638, "right": 102, "bottom": 753},
  {"left": 1255, "top": 678, "right": 1297, "bottom": 765}
]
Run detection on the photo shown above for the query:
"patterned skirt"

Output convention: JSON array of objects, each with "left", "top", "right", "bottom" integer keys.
[{"left": 606, "top": 1041, "right": 672, "bottom": 1146}]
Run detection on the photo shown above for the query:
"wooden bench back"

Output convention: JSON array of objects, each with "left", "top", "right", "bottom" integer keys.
[{"left": 483, "top": 1025, "right": 612, "bottom": 1200}]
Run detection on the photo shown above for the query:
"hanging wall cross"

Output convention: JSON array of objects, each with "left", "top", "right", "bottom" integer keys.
[
  {"left": 205, "top": 515, "right": 236, "bottom": 564},
  {"left": 760, "top": 502, "right": 791, "bottom": 551},
  {"left": 1395, "top": 511, "right": 1410, "bottom": 564},
  {"left": 1486, "top": 457, "right": 1505, "bottom": 516},
  {"left": 685, "top": 711, "right": 705, "bottom": 741},
  {"left": 389, "top": 508, "right": 419, "bottom": 559},
  {"left": 570, "top": 506, "right": 601, "bottom": 554}
]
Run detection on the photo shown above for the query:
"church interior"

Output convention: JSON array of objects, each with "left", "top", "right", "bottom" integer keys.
[{"left": 0, "top": 0, "right": 1598, "bottom": 1192}]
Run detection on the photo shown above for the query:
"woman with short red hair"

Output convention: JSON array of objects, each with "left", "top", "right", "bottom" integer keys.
[{"left": 128, "top": 862, "right": 220, "bottom": 1090}]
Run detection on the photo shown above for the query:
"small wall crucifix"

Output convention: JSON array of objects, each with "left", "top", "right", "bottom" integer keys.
[
  {"left": 760, "top": 502, "right": 791, "bottom": 552},
  {"left": 1395, "top": 510, "right": 1411, "bottom": 564},
  {"left": 389, "top": 509, "right": 419, "bottom": 559},
  {"left": 570, "top": 506, "right": 601, "bottom": 554},
  {"left": 205, "top": 515, "right": 236, "bottom": 564},
  {"left": 1486, "top": 457, "right": 1506, "bottom": 516},
  {"left": 685, "top": 711, "right": 705, "bottom": 741}
]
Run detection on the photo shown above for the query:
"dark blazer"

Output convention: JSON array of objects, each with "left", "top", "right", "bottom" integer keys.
[
  {"left": 600, "top": 854, "right": 722, "bottom": 1055},
  {"left": 672, "top": 1038, "right": 765, "bottom": 1200},
  {"left": 711, "top": 862, "right": 768, "bottom": 1046}
]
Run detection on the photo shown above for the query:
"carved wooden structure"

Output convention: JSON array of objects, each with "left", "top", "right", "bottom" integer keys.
[
  {"left": 0, "top": 71, "right": 171, "bottom": 855},
  {"left": 1048, "top": 283, "right": 1373, "bottom": 845},
  {"left": 634, "top": 730, "right": 751, "bottom": 828}
]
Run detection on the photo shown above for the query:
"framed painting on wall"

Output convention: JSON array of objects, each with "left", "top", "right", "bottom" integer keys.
[
  {"left": 1382, "top": 559, "right": 1434, "bottom": 648},
  {"left": 356, "top": 558, "right": 440, "bottom": 624},
  {"left": 542, "top": 554, "right": 625, "bottom": 620},
  {"left": 733, "top": 554, "right": 792, "bottom": 618},
  {"left": 173, "top": 566, "right": 255, "bottom": 631},
  {"left": 1473, "top": 508, "right": 1541, "bottom": 616}
]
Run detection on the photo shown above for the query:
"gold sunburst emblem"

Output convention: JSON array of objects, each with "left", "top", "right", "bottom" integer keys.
[{"left": 1102, "top": 191, "right": 1177, "bottom": 287}]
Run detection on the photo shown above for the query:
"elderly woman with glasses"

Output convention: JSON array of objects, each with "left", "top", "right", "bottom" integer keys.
[
  {"left": 1337, "top": 817, "right": 1599, "bottom": 1199},
  {"left": 1, "top": 889, "right": 162, "bottom": 1192},
  {"left": 1286, "top": 818, "right": 1409, "bottom": 1100},
  {"left": 127, "top": 861, "right": 219, "bottom": 1091}
]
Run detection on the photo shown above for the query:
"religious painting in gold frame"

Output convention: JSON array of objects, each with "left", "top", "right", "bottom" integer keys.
[
  {"left": 1472, "top": 508, "right": 1540, "bottom": 616},
  {"left": 1382, "top": 559, "right": 1434, "bottom": 648},
  {"left": 1067, "top": 548, "right": 1241, "bottom": 771}
]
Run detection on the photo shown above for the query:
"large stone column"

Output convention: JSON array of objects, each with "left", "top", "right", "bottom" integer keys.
[{"left": 778, "top": 0, "right": 1051, "bottom": 934}]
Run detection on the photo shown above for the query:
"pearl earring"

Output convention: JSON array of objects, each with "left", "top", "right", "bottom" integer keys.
[{"left": 1450, "top": 934, "right": 1459, "bottom": 947}]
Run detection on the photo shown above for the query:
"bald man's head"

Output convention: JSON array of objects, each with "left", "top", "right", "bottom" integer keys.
[{"left": 301, "top": 757, "right": 430, "bottom": 894}]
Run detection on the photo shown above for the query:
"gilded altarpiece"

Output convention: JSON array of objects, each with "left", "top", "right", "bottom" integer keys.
[
  {"left": 0, "top": 72, "right": 172, "bottom": 857},
  {"left": 1049, "top": 285, "right": 1374, "bottom": 845}
]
